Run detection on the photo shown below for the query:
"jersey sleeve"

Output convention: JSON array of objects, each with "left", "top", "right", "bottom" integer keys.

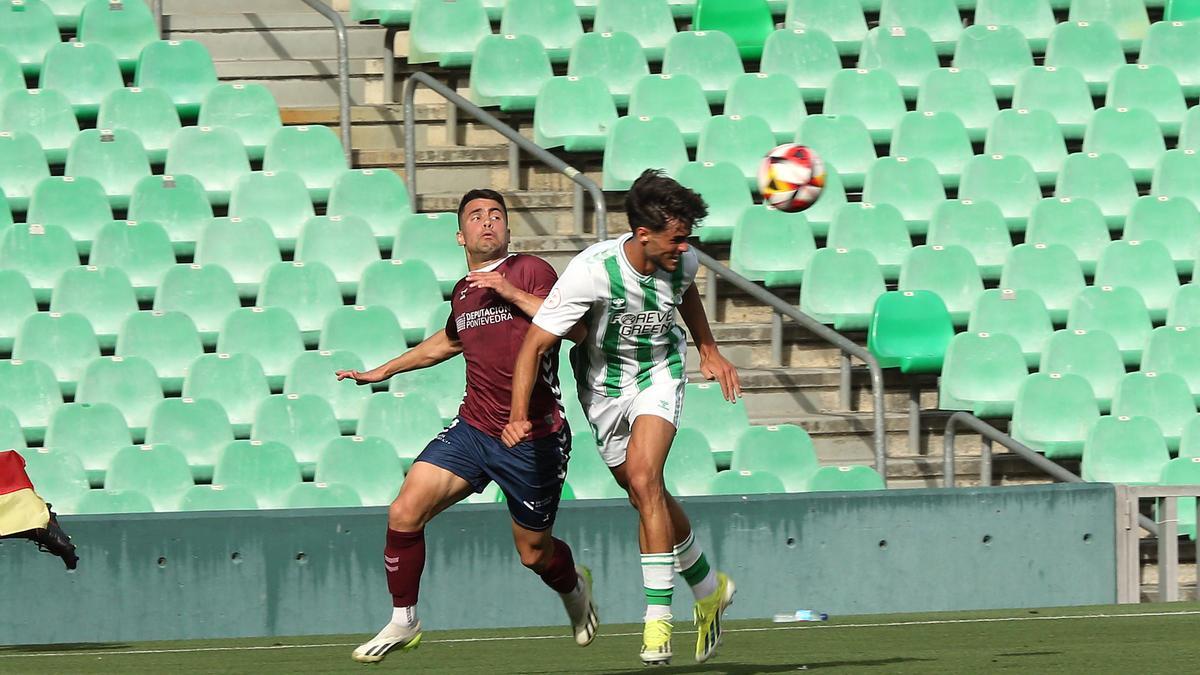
[
  {"left": 532, "top": 259, "right": 596, "bottom": 338},
  {"left": 444, "top": 286, "right": 461, "bottom": 340},
  {"left": 680, "top": 247, "right": 700, "bottom": 293}
]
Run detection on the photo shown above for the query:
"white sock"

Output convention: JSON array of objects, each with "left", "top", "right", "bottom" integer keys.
[
  {"left": 642, "top": 552, "right": 675, "bottom": 621},
  {"left": 674, "top": 531, "right": 718, "bottom": 600},
  {"left": 391, "top": 605, "right": 417, "bottom": 627},
  {"left": 645, "top": 603, "right": 672, "bottom": 621}
]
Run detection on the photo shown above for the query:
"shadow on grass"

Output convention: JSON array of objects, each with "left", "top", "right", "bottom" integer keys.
[
  {"left": 0, "top": 643, "right": 131, "bottom": 654},
  {"left": 531, "top": 656, "right": 934, "bottom": 674}
]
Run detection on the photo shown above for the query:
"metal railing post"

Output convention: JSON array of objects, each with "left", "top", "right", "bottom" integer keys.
[
  {"left": 1157, "top": 496, "right": 1179, "bottom": 602},
  {"left": 151, "top": 0, "right": 163, "bottom": 36},
  {"left": 839, "top": 354, "right": 852, "bottom": 410},
  {"left": 770, "top": 311, "right": 783, "bottom": 367},
  {"left": 573, "top": 183, "right": 584, "bottom": 235},
  {"left": 300, "top": 0, "right": 353, "bottom": 166},
  {"left": 908, "top": 385, "right": 920, "bottom": 454},
  {"left": 980, "top": 436, "right": 993, "bottom": 486},
  {"left": 383, "top": 27, "right": 400, "bottom": 103}
]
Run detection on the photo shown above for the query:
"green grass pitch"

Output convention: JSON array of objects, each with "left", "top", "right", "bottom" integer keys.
[{"left": 3, "top": 603, "right": 1197, "bottom": 674}]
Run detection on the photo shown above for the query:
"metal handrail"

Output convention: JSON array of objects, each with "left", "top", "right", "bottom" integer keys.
[
  {"left": 150, "top": 0, "right": 162, "bottom": 36},
  {"left": 692, "top": 250, "right": 888, "bottom": 481},
  {"left": 299, "top": 0, "right": 353, "bottom": 166},
  {"left": 402, "top": 71, "right": 608, "bottom": 239}
]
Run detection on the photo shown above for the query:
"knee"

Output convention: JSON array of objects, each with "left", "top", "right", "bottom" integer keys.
[
  {"left": 387, "top": 495, "right": 428, "bottom": 532},
  {"left": 518, "top": 539, "right": 553, "bottom": 573},
  {"left": 626, "top": 471, "right": 665, "bottom": 511}
]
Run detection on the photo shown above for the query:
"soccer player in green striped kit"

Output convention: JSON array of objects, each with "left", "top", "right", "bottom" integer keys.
[{"left": 503, "top": 170, "right": 741, "bottom": 665}]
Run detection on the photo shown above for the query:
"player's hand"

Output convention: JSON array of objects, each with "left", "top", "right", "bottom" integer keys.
[
  {"left": 335, "top": 368, "right": 386, "bottom": 385},
  {"left": 699, "top": 348, "right": 741, "bottom": 403},
  {"left": 467, "top": 271, "right": 518, "bottom": 302},
  {"left": 500, "top": 419, "right": 533, "bottom": 448}
]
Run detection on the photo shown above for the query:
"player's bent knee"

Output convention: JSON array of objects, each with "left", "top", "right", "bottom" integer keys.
[
  {"left": 626, "top": 472, "right": 666, "bottom": 511},
  {"left": 516, "top": 537, "right": 552, "bottom": 572},
  {"left": 388, "top": 495, "right": 431, "bottom": 532}
]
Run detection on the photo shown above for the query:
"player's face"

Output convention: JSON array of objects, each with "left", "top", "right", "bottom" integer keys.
[
  {"left": 640, "top": 218, "right": 692, "bottom": 273},
  {"left": 457, "top": 198, "right": 510, "bottom": 259}
]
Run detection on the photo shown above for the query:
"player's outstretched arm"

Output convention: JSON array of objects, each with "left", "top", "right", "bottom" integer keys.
[
  {"left": 335, "top": 329, "right": 464, "bottom": 385},
  {"left": 502, "top": 325, "right": 563, "bottom": 447},
  {"left": 678, "top": 284, "right": 741, "bottom": 402}
]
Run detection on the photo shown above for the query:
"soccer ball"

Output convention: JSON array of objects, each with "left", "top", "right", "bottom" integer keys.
[{"left": 758, "top": 144, "right": 825, "bottom": 213}]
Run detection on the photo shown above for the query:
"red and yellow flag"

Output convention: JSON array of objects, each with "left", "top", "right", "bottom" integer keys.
[{"left": 0, "top": 450, "right": 50, "bottom": 536}]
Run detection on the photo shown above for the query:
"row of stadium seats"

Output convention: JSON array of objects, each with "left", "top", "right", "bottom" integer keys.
[{"left": 1, "top": 0, "right": 157, "bottom": 71}]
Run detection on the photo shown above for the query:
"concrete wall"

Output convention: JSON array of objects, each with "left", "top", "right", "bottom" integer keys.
[{"left": 0, "top": 484, "right": 1116, "bottom": 645}]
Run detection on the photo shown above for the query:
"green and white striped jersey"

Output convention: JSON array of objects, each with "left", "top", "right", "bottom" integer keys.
[{"left": 533, "top": 233, "right": 698, "bottom": 398}]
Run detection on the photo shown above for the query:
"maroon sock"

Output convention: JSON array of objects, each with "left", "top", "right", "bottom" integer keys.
[
  {"left": 538, "top": 537, "right": 579, "bottom": 594},
  {"left": 385, "top": 528, "right": 425, "bottom": 607}
]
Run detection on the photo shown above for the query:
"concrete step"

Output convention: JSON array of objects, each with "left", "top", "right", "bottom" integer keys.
[
  {"left": 216, "top": 58, "right": 380, "bottom": 106},
  {"left": 164, "top": 0, "right": 339, "bottom": 14},
  {"left": 167, "top": 22, "right": 382, "bottom": 63}
]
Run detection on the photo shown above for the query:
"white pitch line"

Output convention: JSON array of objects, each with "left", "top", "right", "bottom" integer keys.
[{"left": 4, "top": 609, "right": 1199, "bottom": 660}]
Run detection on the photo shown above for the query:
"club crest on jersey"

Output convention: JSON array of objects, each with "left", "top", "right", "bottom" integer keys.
[{"left": 611, "top": 296, "right": 627, "bottom": 311}]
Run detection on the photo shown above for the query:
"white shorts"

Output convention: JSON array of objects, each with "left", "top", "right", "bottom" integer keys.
[{"left": 580, "top": 379, "right": 686, "bottom": 468}]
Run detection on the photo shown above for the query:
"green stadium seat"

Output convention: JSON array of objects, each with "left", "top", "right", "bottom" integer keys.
[
  {"left": 1082, "top": 415, "right": 1171, "bottom": 484},
  {"left": 730, "top": 424, "right": 817, "bottom": 492},
  {"left": 1011, "top": 67, "right": 1095, "bottom": 141},
  {"left": 0, "top": 89, "right": 80, "bottom": 165},
  {"left": 408, "top": 0, "right": 491, "bottom": 66},
  {"left": 1094, "top": 239, "right": 1179, "bottom": 322},
  {"left": 826, "top": 202, "right": 912, "bottom": 280},
  {"left": 916, "top": 68, "right": 999, "bottom": 143},
  {"left": 807, "top": 465, "right": 886, "bottom": 491},
  {"left": 926, "top": 200, "right": 1011, "bottom": 282},
  {"left": 49, "top": 265, "right": 137, "bottom": 347},
  {"left": 153, "top": 264, "right": 239, "bottom": 347},
  {"left": 760, "top": 28, "right": 841, "bottom": 99},
  {"left": 1011, "top": 372, "right": 1100, "bottom": 459},
  {"left": 27, "top": 177, "right": 113, "bottom": 255},
  {"left": 627, "top": 74, "right": 710, "bottom": 147},
  {"left": 388, "top": 350, "right": 466, "bottom": 422},
  {"left": 674, "top": 161, "right": 752, "bottom": 244},
  {"left": 566, "top": 431, "right": 622, "bottom": 498},
  {"left": 128, "top": 174, "right": 214, "bottom": 255},
  {"left": 950, "top": 25, "right": 1034, "bottom": 99},
  {"left": 257, "top": 262, "right": 342, "bottom": 340},
  {"left": 1044, "top": 21, "right": 1125, "bottom": 96},
  {"left": 356, "top": 260, "right": 443, "bottom": 345},
  {"left": 1112, "top": 372, "right": 1195, "bottom": 452},
  {"left": 1, "top": 406, "right": 26, "bottom": 451},
  {"left": 794, "top": 115, "right": 874, "bottom": 191},
  {"left": 0, "top": 0, "right": 59, "bottom": 77},
  {"left": 65, "top": 129, "right": 151, "bottom": 210},
  {"left": 212, "top": 439, "right": 301, "bottom": 509},
  {"left": 677, "top": 382, "right": 750, "bottom": 465},
  {"left": 1106, "top": 65, "right": 1187, "bottom": 136},
  {"left": 177, "top": 484, "right": 258, "bottom": 511},
  {"left": 115, "top": 311, "right": 203, "bottom": 392},
  {"left": 1142, "top": 326, "right": 1200, "bottom": 402},
  {"left": 1068, "top": 0, "right": 1149, "bottom": 47},
  {"left": 285, "top": 350, "right": 370, "bottom": 431},
  {"left": 800, "top": 247, "right": 886, "bottom": 332},
  {"left": 861, "top": 156, "right": 946, "bottom": 234},
  {"left": 592, "top": 0, "right": 675, "bottom": 60},
  {"left": 262, "top": 126, "right": 348, "bottom": 204},
  {"left": 470, "top": 34, "right": 552, "bottom": 112},
  {"left": 1025, "top": 198, "right": 1110, "bottom": 276},
  {"left": 77, "top": 0, "right": 158, "bottom": 74},
  {"left": 823, "top": 69, "right": 906, "bottom": 144},
  {"left": 696, "top": 115, "right": 776, "bottom": 189},
  {"left": 725, "top": 74, "right": 805, "bottom": 146},
  {"left": 0, "top": 44, "right": 20, "bottom": 99},
  {"left": 532, "top": 76, "right": 617, "bottom": 152},
  {"left": 105, "top": 443, "right": 194, "bottom": 510},
  {"left": 13, "top": 312, "right": 99, "bottom": 395},
  {"left": 656, "top": 427, "right": 713, "bottom": 497},
  {"left": 998, "top": 244, "right": 1085, "bottom": 325},
  {"left": 295, "top": 215, "right": 380, "bottom": 294},
  {"left": 134, "top": 40, "right": 219, "bottom": 120},
  {"left": 957, "top": 155, "right": 1041, "bottom": 230},
  {"left": 566, "top": 31, "right": 649, "bottom": 106},
  {"left": 327, "top": 169, "right": 410, "bottom": 251},
  {"left": 319, "top": 305, "right": 407, "bottom": 370},
  {"left": 228, "top": 171, "right": 314, "bottom": 253},
  {"left": 0, "top": 269, "right": 36, "bottom": 354},
  {"left": 785, "top": 0, "right": 867, "bottom": 56},
  {"left": 283, "top": 482, "right": 362, "bottom": 508},
  {"left": 602, "top": 116, "right": 688, "bottom": 192},
  {"left": 1151, "top": 149, "right": 1200, "bottom": 207},
  {"left": 1168, "top": 0, "right": 1200, "bottom": 20},
  {"left": 166, "top": 126, "right": 251, "bottom": 207},
  {"left": 393, "top": 212, "right": 467, "bottom": 296},
  {"left": 1068, "top": 286, "right": 1152, "bottom": 367},
  {"left": 972, "top": 0, "right": 1055, "bottom": 51},
  {"left": 857, "top": 26, "right": 939, "bottom": 98},
  {"left": 197, "top": 84, "right": 282, "bottom": 162},
  {"left": 1169, "top": 284, "right": 1200, "bottom": 327},
  {"left": 889, "top": 111, "right": 973, "bottom": 187},
  {"left": 251, "top": 393, "right": 342, "bottom": 467},
  {"left": 706, "top": 468, "right": 786, "bottom": 495},
  {"left": 422, "top": 302, "right": 450, "bottom": 340},
  {"left": 0, "top": 131, "right": 50, "bottom": 213},
  {"left": 984, "top": 109, "right": 1068, "bottom": 187},
  {"left": 0, "top": 194, "right": 11, "bottom": 233},
  {"left": 800, "top": 162, "right": 847, "bottom": 237},
  {"left": 1158, "top": 455, "right": 1200, "bottom": 539},
  {"left": 662, "top": 30, "right": 744, "bottom": 104},
  {"left": 75, "top": 355, "right": 163, "bottom": 438},
  {"left": 195, "top": 216, "right": 282, "bottom": 299},
  {"left": 0, "top": 223, "right": 79, "bottom": 302},
  {"left": 1082, "top": 107, "right": 1167, "bottom": 182},
  {"left": 181, "top": 353, "right": 270, "bottom": 433},
  {"left": 43, "top": 401, "right": 129, "bottom": 475},
  {"left": 357, "top": 392, "right": 446, "bottom": 464},
  {"left": 868, "top": 289, "right": 953, "bottom": 373},
  {"left": 18, "top": 447, "right": 89, "bottom": 512},
  {"left": 88, "top": 220, "right": 175, "bottom": 301},
  {"left": 878, "top": 0, "right": 961, "bottom": 54},
  {"left": 74, "top": 487, "right": 154, "bottom": 513},
  {"left": 1055, "top": 153, "right": 1139, "bottom": 227},
  {"left": 897, "top": 246, "right": 983, "bottom": 326},
  {"left": 315, "top": 436, "right": 404, "bottom": 506},
  {"left": 968, "top": 288, "right": 1053, "bottom": 367},
  {"left": 500, "top": 0, "right": 581, "bottom": 62},
  {"left": 217, "top": 307, "right": 304, "bottom": 384},
  {"left": 1139, "top": 21, "right": 1200, "bottom": 97},
  {"left": 38, "top": 42, "right": 123, "bottom": 122},
  {"left": 693, "top": 0, "right": 772, "bottom": 60},
  {"left": 1039, "top": 329, "right": 1125, "bottom": 412},
  {"left": 1124, "top": 196, "right": 1200, "bottom": 274},
  {"left": 0, "top": 359, "right": 61, "bottom": 442},
  {"left": 938, "top": 331, "right": 1027, "bottom": 416},
  {"left": 729, "top": 207, "right": 813, "bottom": 288}
]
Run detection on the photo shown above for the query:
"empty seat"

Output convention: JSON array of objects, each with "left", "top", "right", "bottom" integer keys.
[
  {"left": 194, "top": 216, "right": 282, "bottom": 298},
  {"left": 799, "top": 247, "right": 886, "bottom": 331},
  {"left": 1139, "top": 20, "right": 1200, "bottom": 97},
  {"left": 387, "top": 352, "right": 466, "bottom": 422},
  {"left": 729, "top": 207, "right": 814, "bottom": 288},
  {"left": 0, "top": 223, "right": 79, "bottom": 303},
  {"left": 0, "top": 359, "right": 62, "bottom": 442},
  {"left": 500, "top": 0, "right": 582, "bottom": 62},
  {"left": 283, "top": 482, "right": 362, "bottom": 508},
  {"left": 938, "top": 331, "right": 1027, "bottom": 417},
  {"left": 38, "top": 41, "right": 123, "bottom": 122},
  {"left": 785, "top": 0, "right": 867, "bottom": 56},
  {"left": 251, "top": 393, "right": 342, "bottom": 467},
  {"left": 916, "top": 68, "right": 999, "bottom": 143},
  {"left": 984, "top": 109, "right": 1068, "bottom": 186},
  {"left": 1170, "top": 284, "right": 1200, "bottom": 328},
  {"left": 262, "top": 126, "right": 348, "bottom": 204},
  {"left": 696, "top": 115, "right": 776, "bottom": 189},
  {"left": 868, "top": 290, "right": 955, "bottom": 373},
  {"left": 1025, "top": 198, "right": 1110, "bottom": 275},
  {"left": 357, "top": 392, "right": 446, "bottom": 463},
  {"left": 1142, "top": 326, "right": 1200, "bottom": 401},
  {"left": 356, "top": 260, "right": 444, "bottom": 345},
  {"left": 826, "top": 202, "right": 912, "bottom": 280},
  {"left": 88, "top": 220, "right": 176, "bottom": 301},
  {"left": 822, "top": 69, "right": 906, "bottom": 143},
  {"left": 1011, "top": 67, "right": 1095, "bottom": 141},
  {"left": 730, "top": 424, "right": 818, "bottom": 492},
  {"left": 1151, "top": 149, "right": 1200, "bottom": 208},
  {"left": 532, "top": 75, "right": 618, "bottom": 152},
  {"left": 217, "top": 307, "right": 304, "bottom": 384},
  {"left": 105, "top": 443, "right": 193, "bottom": 511},
  {"left": 954, "top": 157, "right": 1039, "bottom": 235},
  {"left": 950, "top": 24, "right": 1033, "bottom": 98},
  {"left": 144, "top": 397, "right": 234, "bottom": 474},
  {"left": 257, "top": 262, "right": 342, "bottom": 339},
  {"left": 692, "top": 0, "right": 772, "bottom": 60},
  {"left": 18, "top": 447, "right": 89, "bottom": 512},
  {"left": 0, "top": 89, "right": 80, "bottom": 165},
  {"left": 115, "top": 311, "right": 203, "bottom": 392},
  {"left": 878, "top": 0, "right": 960, "bottom": 52},
  {"left": 926, "top": 199, "right": 1012, "bottom": 281},
  {"left": 407, "top": 0, "right": 491, "bottom": 67},
  {"left": 857, "top": 26, "right": 939, "bottom": 97},
  {"left": 999, "top": 244, "right": 1085, "bottom": 324},
  {"left": 77, "top": 0, "right": 158, "bottom": 74},
  {"left": 315, "top": 436, "right": 404, "bottom": 506},
  {"left": 1094, "top": 239, "right": 1179, "bottom": 322},
  {"left": 0, "top": 41, "right": 19, "bottom": 99},
  {"left": 393, "top": 212, "right": 468, "bottom": 296},
  {"left": 327, "top": 169, "right": 411, "bottom": 250},
  {"left": 470, "top": 34, "right": 553, "bottom": 112},
  {"left": 706, "top": 468, "right": 786, "bottom": 495},
  {"left": 897, "top": 245, "right": 983, "bottom": 325},
  {"left": 1039, "top": 329, "right": 1125, "bottom": 412},
  {"left": 968, "top": 288, "right": 1054, "bottom": 367},
  {"left": 43, "top": 401, "right": 132, "bottom": 477},
  {"left": 13, "top": 312, "right": 99, "bottom": 394},
  {"left": 75, "top": 355, "right": 163, "bottom": 437},
  {"left": 0, "top": 269, "right": 37, "bottom": 353},
  {"left": 1044, "top": 21, "right": 1126, "bottom": 96},
  {"left": 1106, "top": 65, "right": 1186, "bottom": 136},
  {"left": 127, "top": 174, "right": 214, "bottom": 255},
  {"left": 794, "top": 115, "right": 874, "bottom": 191},
  {"left": 602, "top": 116, "right": 688, "bottom": 191},
  {"left": 1011, "top": 372, "right": 1100, "bottom": 459},
  {"left": 800, "top": 161, "right": 847, "bottom": 237},
  {"left": 759, "top": 27, "right": 842, "bottom": 99},
  {"left": 319, "top": 305, "right": 407, "bottom": 370},
  {"left": 177, "top": 483, "right": 258, "bottom": 511},
  {"left": 27, "top": 177, "right": 113, "bottom": 255},
  {"left": 153, "top": 264, "right": 239, "bottom": 346},
  {"left": 591, "top": 0, "right": 676, "bottom": 60},
  {"left": 1082, "top": 415, "right": 1171, "bottom": 484},
  {"left": 0, "top": 130, "right": 51, "bottom": 212},
  {"left": 861, "top": 156, "right": 946, "bottom": 234},
  {"left": 0, "top": 0, "right": 59, "bottom": 76},
  {"left": 134, "top": 40, "right": 219, "bottom": 120},
  {"left": 65, "top": 129, "right": 151, "bottom": 210},
  {"left": 1068, "top": 286, "right": 1152, "bottom": 367},
  {"left": 49, "top": 265, "right": 138, "bottom": 347},
  {"left": 1112, "top": 372, "right": 1196, "bottom": 452},
  {"left": 181, "top": 353, "right": 270, "bottom": 433},
  {"left": 227, "top": 171, "right": 314, "bottom": 253},
  {"left": 889, "top": 111, "right": 973, "bottom": 187},
  {"left": 1158, "top": 455, "right": 1200, "bottom": 538},
  {"left": 627, "top": 74, "right": 711, "bottom": 146},
  {"left": 677, "top": 382, "right": 751, "bottom": 463},
  {"left": 568, "top": 431, "right": 624, "bottom": 498},
  {"left": 1054, "top": 153, "right": 1139, "bottom": 227},
  {"left": 807, "top": 465, "right": 885, "bottom": 492},
  {"left": 656, "top": 427, "right": 714, "bottom": 497},
  {"left": 285, "top": 350, "right": 370, "bottom": 430},
  {"left": 74, "top": 488, "right": 155, "bottom": 513},
  {"left": 726, "top": 73, "right": 806, "bottom": 145},
  {"left": 662, "top": 30, "right": 744, "bottom": 103},
  {"left": 566, "top": 30, "right": 649, "bottom": 106},
  {"left": 1082, "top": 107, "right": 1166, "bottom": 182},
  {"left": 973, "top": 0, "right": 1055, "bottom": 49},
  {"left": 295, "top": 215, "right": 380, "bottom": 293},
  {"left": 674, "top": 161, "right": 752, "bottom": 244},
  {"left": 211, "top": 440, "right": 301, "bottom": 509},
  {"left": 197, "top": 84, "right": 282, "bottom": 162},
  {"left": 423, "top": 301, "right": 450, "bottom": 340},
  {"left": 1124, "top": 196, "right": 1200, "bottom": 273},
  {"left": 1068, "top": 0, "right": 1149, "bottom": 46},
  {"left": 165, "top": 126, "right": 251, "bottom": 207}
]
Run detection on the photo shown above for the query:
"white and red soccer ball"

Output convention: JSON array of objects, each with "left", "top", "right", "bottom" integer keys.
[{"left": 758, "top": 144, "right": 825, "bottom": 213}]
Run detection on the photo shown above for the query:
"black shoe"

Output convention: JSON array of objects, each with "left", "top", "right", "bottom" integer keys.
[{"left": 27, "top": 505, "right": 78, "bottom": 570}]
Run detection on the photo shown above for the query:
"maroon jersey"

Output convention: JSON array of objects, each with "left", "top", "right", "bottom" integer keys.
[{"left": 445, "top": 254, "right": 565, "bottom": 439}]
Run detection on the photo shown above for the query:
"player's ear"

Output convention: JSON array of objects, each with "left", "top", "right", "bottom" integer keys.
[{"left": 456, "top": 229, "right": 466, "bottom": 246}]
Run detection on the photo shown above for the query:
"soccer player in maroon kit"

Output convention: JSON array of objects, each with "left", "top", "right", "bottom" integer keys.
[{"left": 336, "top": 190, "right": 597, "bottom": 663}]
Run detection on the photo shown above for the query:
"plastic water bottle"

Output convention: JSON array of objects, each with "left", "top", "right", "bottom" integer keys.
[{"left": 773, "top": 609, "right": 829, "bottom": 623}]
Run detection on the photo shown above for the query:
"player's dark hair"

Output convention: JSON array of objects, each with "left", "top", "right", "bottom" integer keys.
[
  {"left": 625, "top": 169, "right": 708, "bottom": 233},
  {"left": 457, "top": 188, "right": 508, "bottom": 227}
]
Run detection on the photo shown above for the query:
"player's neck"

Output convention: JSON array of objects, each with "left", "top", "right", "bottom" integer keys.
[
  {"left": 622, "top": 238, "right": 657, "bottom": 276},
  {"left": 466, "top": 250, "right": 511, "bottom": 271}
]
